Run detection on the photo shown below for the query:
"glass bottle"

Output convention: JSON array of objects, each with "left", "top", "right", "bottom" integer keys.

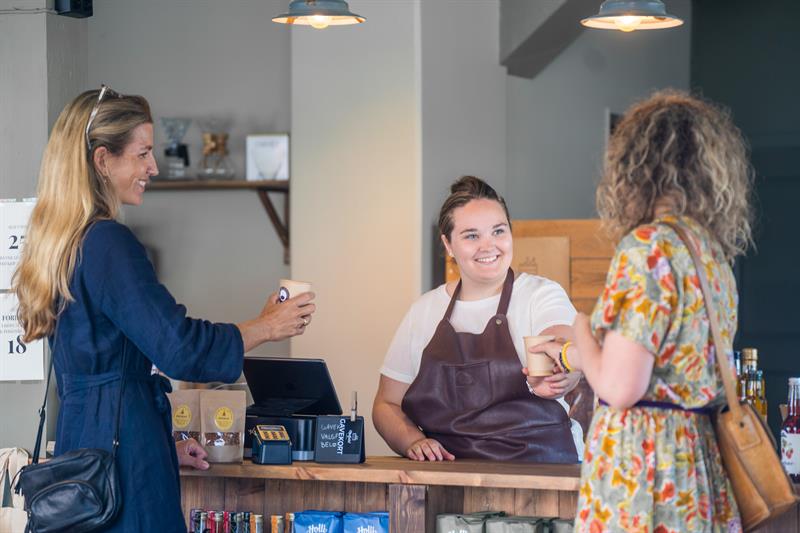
[
  {"left": 781, "top": 377, "right": 800, "bottom": 482},
  {"left": 734, "top": 350, "right": 742, "bottom": 397},
  {"left": 745, "top": 373, "right": 757, "bottom": 410},
  {"left": 755, "top": 369, "right": 768, "bottom": 423}
]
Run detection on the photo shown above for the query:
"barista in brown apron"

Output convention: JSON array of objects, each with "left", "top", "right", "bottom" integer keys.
[{"left": 401, "top": 269, "right": 578, "bottom": 463}]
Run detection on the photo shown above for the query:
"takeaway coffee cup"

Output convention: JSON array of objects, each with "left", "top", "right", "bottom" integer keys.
[
  {"left": 524, "top": 335, "right": 556, "bottom": 376},
  {"left": 277, "top": 279, "right": 312, "bottom": 303}
]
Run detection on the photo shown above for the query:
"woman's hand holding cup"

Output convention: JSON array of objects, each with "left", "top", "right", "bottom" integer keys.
[
  {"left": 259, "top": 290, "right": 316, "bottom": 342},
  {"left": 237, "top": 289, "right": 316, "bottom": 351},
  {"left": 522, "top": 335, "right": 578, "bottom": 398}
]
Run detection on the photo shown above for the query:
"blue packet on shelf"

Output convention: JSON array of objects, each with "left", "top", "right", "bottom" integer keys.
[
  {"left": 343, "top": 512, "right": 389, "bottom": 533},
  {"left": 294, "top": 511, "right": 344, "bottom": 533}
]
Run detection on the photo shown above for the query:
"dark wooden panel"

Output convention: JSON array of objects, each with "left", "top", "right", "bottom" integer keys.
[
  {"left": 389, "top": 484, "right": 426, "bottom": 533},
  {"left": 531, "top": 489, "right": 560, "bottom": 518},
  {"left": 223, "top": 478, "right": 266, "bottom": 516},
  {"left": 558, "top": 490, "right": 579, "bottom": 519},
  {"left": 304, "top": 481, "right": 346, "bottom": 512},
  {"left": 344, "top": 482, "right": 388, "bottom": 513},
  {"left": 463, "top": 487, "right": 516, "bottom": 514},
  {"left": 426, "top": 486, "right": 464, "bottom": 533},
  {"left": 181, "top": 477, "right": 226, "bottom": 528},
  {"left": 263, "top": 479, "right": 306, "bottom": 520}
]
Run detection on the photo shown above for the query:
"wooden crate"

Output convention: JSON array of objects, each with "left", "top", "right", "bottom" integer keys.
[{"left": 445, "top": 219, "right": 615, "bottom": 315}]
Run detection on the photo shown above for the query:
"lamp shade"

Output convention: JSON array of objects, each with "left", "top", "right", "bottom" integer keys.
[
  {"left": 273, "top": 0, "right": 365, "bottom": 29},
  {"left": 581, "top": 1, "right": 682, "bottom": 32}
]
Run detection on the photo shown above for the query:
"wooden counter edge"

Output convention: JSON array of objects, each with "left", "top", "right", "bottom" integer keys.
[{"left": 180, "top": 457, "right": 582, "bottom": 491}]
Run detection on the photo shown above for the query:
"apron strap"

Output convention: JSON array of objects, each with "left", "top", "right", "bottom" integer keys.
[
  {"left": 496, "top": 268, "right": 515, "bottom": 316},
  {"left": 443, "top": 268, "right": 515, "bottom": 321}
]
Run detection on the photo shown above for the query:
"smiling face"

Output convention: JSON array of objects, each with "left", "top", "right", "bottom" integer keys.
[
  {"left": 442, "top": 198, "right": 513, "bottom": 290},
  {"left": 95, "top": 123, "right": 158, "bottom": 206}
]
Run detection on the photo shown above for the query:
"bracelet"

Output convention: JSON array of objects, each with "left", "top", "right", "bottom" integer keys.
[{"left": 559, "top": 341, "right": 573, "bottom": 373}]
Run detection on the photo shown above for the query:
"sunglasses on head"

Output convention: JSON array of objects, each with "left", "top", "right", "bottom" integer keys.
[{"left": 85, "top": 84, "right": 121, "bottom": 154}]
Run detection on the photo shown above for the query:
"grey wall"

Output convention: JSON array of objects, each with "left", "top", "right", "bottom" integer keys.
[
  {"left": 505, "top": 0, "right": 692, "bottom": 220},
  {"left": 87, "top": 0, "right": 292, "bottom": 357},
  {"left": 0, "top": 4, "right": 87, "bottom": 450},
  {"left": 420, "top": 0, "right": 506, "bottom": 290}
]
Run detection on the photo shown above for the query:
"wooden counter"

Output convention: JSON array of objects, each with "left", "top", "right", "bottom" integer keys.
[{"left": 181, "top": 457, "right": 799, "bottom": 532}]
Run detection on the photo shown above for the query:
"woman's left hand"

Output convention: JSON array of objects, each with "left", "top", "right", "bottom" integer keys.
[
  {"left": 175, "top": 438, "right": 209, "bottom": 470},
  {"left": 522, "top": 366, "right": 582, "bottom": 399}
]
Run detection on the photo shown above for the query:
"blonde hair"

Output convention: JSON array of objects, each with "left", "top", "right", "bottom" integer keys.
[
  {"left": 597, "top": 89, "right": 754, "bottom": 261},
  {"left": 13, "top": 89, "right": 152, "bottom": 342}
]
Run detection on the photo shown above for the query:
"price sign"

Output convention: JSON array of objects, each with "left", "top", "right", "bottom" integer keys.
[
  {"left": 1, "top": 199, "right": 36, "bottom": 290},
  {"left": 313, "top": 415, "right": 365, "bottom": 463},
  {"left": 0, "top": 292, "right": 43, "bottom": 381}
]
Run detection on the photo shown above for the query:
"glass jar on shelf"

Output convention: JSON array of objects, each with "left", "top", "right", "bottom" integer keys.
[
  {"left": 198, "top": 119, "right": 235, "bottom": 180},
  {"left": 160, "top": 117, "right": 191, "bottom": 179}
]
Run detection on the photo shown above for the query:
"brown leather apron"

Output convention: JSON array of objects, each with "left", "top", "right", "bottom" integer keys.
[{"left": 401, "top": 269, "right": 578, "bottom": 463}]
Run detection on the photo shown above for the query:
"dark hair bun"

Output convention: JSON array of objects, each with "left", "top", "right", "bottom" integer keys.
[{"left": 450, "top": 175, "right": 494, "bottom": 196}]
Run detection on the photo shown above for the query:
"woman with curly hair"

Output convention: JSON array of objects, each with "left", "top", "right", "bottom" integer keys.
[{"left": 533, "top": 90, "right": 753, "bottom": 532}]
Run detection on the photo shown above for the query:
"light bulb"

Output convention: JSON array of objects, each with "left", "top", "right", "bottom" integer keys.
[
  {"left": 309, "top": 15, "right": 331, "bottom": 29},
  {"left": 614, "top": 15, "right": 642, "bottom": 32}
]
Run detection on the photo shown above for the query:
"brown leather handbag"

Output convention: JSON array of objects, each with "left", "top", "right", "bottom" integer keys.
[{"left": 665, "top": 221, "right": 799, "bottom": 531}]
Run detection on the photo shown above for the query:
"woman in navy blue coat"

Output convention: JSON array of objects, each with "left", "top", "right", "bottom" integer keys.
[{"left": 13, "top": 87, "right": 315, "bottom": 532}]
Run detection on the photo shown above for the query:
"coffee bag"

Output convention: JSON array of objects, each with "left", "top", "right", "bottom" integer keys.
[{"left": 200, "top": 390, "right": 246, "bottom": 463}]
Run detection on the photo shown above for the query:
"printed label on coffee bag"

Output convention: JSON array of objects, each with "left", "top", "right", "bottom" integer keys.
[{"left": 215, "top": 406, "right": 234, "bottom": 430}]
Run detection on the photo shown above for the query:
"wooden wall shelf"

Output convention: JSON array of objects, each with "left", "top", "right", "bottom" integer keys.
[
  {"left": 148, "top": 179, "right": 288, "bottom": 191},
  {"left": 147, "top": 179, "right": 290, "bottom": 263}
]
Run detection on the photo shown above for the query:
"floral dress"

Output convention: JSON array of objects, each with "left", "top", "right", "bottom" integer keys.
[{"left": 575, "top": 216, "right": 742, "bottom": 533}]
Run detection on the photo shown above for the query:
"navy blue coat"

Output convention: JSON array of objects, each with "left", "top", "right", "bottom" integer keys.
[{"left": 51, "top": 220, "right": 243, "bottom": 532}]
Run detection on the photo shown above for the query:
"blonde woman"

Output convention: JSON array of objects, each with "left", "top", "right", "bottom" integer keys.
[
  {"left": 13, "top": 87, "right": 315, "bottom": 532},
  {"left": 533, "top": 91, "right": 752, "bottom": 532}
]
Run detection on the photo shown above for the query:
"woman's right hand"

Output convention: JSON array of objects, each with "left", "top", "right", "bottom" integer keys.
[
  {"left": 238, "top": 291, "right": 316, "bottom": 351},
  {"left": 259, "top": 291, "right": 316, "bottom": 342},
  {"left": 405, "top": 438, "right": 455, "bottom": 462}
]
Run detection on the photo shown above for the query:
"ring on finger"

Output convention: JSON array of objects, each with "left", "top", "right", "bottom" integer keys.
[{"left": 302, "top": 316, "right": 309, "bottom": 326}]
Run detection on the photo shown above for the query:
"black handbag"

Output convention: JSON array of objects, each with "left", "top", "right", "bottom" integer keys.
[{"left": 14, "top": 335, "right": 128, "bottom": 533}]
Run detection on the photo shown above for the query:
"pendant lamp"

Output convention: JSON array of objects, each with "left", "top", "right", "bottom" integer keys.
[
  {"left": 581, "top": 1, "right": 682, "bottom": 32},
  {"left": 273, "top": 0, "right": 365, "bottom": 30}
]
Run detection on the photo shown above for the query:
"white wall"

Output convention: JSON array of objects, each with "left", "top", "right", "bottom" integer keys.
[
  {"left": 291, "top": 1, "right": 422, "bottom": 456},
  {"left": 505, "top": 0, "right": 692, "bottom": 220},
  {"left": 420, "top": 0, "right": 506, "bottom": 290},
  {"left": 0, "top": 4, "right": 87, "bottom": 450},
  {"left": 87, "top": 1, "right": 292, "bottom": 354}
]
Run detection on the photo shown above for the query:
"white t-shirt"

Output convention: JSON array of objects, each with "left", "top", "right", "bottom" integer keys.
[
  {"left": 381, "top": 273, "right": 577, "bottom": 382},
  {"left": 380, "top": 273, "right": 583, "bottom": 456}
]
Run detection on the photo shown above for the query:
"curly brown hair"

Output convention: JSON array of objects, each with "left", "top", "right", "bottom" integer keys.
[{"left": 596, "top": 90, "right": 754, "bottom": 261}]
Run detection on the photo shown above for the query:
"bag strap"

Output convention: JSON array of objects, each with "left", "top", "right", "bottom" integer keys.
[
  {"left": 30, "top": 320, "right": 128, "bottom": 465},
  {"left": 661, "top": 220, "right": 744, "bottom": 422}
]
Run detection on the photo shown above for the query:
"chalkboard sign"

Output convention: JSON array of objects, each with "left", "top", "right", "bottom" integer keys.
[{"left": 314, "top": 415, "right": 365, "bottom": 463}]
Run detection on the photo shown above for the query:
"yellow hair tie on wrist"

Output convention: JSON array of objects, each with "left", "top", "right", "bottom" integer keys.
[{"left": 559, "top": 341, "right": 573, "bottom": 373}]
